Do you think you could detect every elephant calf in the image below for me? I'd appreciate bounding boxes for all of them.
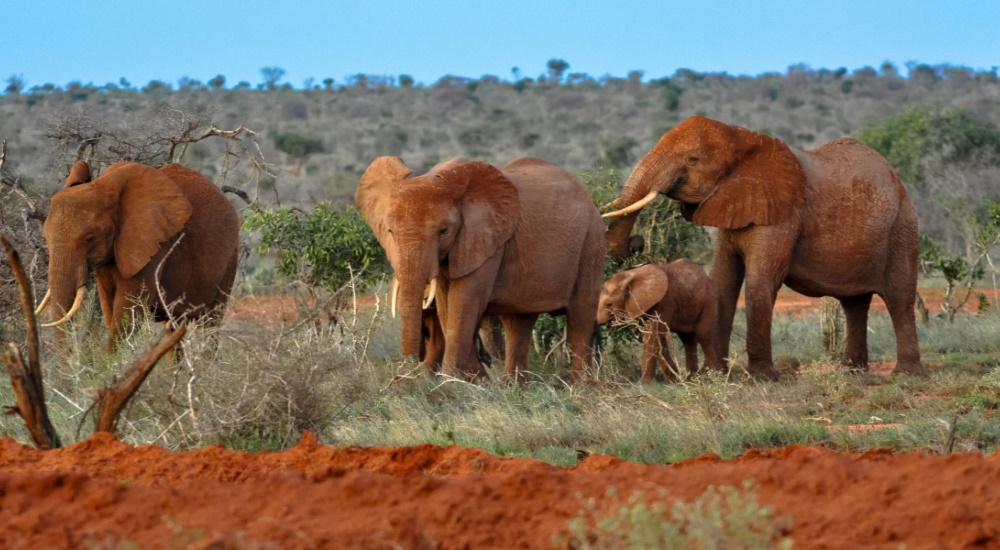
[597,260,720,383]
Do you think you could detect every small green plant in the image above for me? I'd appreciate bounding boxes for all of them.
[554,480,793,550]
[242,203,388,293]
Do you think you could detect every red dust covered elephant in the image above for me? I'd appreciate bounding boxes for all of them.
[604,116,925,379]
[38,161,240,350]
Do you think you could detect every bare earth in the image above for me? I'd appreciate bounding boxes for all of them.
[0,433,997,548]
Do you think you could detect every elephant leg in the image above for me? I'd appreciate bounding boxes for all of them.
[881,282,926,376]
[840,293,873,370]
[639,326,660,384]
[709,246,745,370]
[696,315,722,372]
[479,314,505,363]
[678,332,699,374]
[499,314,539,383]
[420,309,445,373]
[659,330,682,381]
[439,279,490,382]
[742,265,783,381]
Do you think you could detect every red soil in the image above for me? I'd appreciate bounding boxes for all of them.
[0,433,997,548]
[229,287,996,324]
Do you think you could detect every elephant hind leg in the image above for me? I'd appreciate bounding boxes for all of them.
[840,293,873,370]
[499,314,538,384]
[678,332,699,374]
[881,285,926,376]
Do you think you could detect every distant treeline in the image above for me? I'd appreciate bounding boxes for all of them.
[1,62,998,236]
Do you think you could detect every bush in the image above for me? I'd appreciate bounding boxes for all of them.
[856,105,1000,188]
[242,203,388,293]
[554,480,793,550]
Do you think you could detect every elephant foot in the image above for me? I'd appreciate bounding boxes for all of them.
[891,361,928,376]
[746,363,781,382]
[639,375,656,385]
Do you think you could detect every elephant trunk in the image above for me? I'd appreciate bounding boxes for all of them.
[44,248,88,326]
[396,253,437,358]
[604,159,666,261]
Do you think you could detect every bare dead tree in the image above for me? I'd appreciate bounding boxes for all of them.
[1,234,60,449]
[2,234,184,445]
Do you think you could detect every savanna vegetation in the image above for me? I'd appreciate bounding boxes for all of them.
[1,61,1000,468]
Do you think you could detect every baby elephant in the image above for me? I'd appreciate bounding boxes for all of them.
[597,260,721,382]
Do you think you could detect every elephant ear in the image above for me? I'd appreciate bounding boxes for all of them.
[440,162,521,279]
[355,157,414,255]
[65,161,92,187]
[112,164,193,279]
[692,127,806,229]
[624,266,669,318]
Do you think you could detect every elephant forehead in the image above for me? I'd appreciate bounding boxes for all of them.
[662,117,733,152]
[48,187,114,224]
[389,183,458,220]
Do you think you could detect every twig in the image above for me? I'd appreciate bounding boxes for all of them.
[221,185,252,205]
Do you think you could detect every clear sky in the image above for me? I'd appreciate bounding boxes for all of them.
[3,0,998,90]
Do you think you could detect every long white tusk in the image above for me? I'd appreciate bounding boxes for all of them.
[601,191,659,218]
[390,278,399,319]
[423,277,438,310]
[34,289,51,315]
[599,198,619,211]
[41,286,85,328]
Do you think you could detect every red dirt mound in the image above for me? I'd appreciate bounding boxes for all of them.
[0,434,998,548]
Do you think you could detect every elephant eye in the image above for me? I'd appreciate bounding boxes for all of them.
[439,227,449,235]
[687,156,699,164]
[85,236,96,244]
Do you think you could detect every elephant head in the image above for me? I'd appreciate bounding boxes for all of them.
[604,116,806,259]
[596,265,669,324]
[39,161,192,325]
[355,157,520,357]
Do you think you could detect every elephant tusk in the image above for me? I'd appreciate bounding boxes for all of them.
[601,191,659,218]
[390,278,399,319]
[599,198,619,211]
[423,277,437,310]
[34,289,51,315]
[41,286,85,328]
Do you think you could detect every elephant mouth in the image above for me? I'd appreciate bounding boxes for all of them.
[679,202,699,221]
[664,176,686,198]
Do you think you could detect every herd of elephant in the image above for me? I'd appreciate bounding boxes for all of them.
[35,115,926,383]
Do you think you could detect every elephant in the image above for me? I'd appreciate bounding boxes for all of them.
[603,116,925,379]
[38,161,240,351]
[597,260,720,383]
[356,157,604,382]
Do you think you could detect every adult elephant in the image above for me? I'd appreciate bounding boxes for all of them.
[356,157,604,382]
[38,161,240,351]
[603,116,925,379]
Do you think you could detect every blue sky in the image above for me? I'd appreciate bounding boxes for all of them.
[3,0,998,89]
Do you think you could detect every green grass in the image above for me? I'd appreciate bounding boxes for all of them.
[2,290,999,464]
[553,480,793,550]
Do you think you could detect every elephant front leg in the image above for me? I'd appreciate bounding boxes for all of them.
[709,247,744,369]
[742,267,782,381]
[439,278,492,382]
[840,293,872,370]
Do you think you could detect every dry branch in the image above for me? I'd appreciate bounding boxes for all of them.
[93,324,187,434]
[1,233,60,449]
